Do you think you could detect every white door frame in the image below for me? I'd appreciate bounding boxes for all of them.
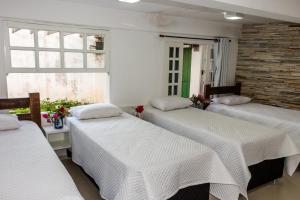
[163,38,214,97]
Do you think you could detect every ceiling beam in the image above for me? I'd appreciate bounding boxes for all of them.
[169,0,300,23]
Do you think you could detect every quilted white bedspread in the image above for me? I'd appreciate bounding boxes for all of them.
[68,113,241,200]
[207,103,300,147]
[0,121,83,200]
[143,106,300,198]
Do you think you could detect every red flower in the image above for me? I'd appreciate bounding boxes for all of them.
[135,105,144,114]
[59,106,65,113]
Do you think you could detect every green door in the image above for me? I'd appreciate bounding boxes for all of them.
[181,47,192,98]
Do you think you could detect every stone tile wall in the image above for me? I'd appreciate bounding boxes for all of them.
[236,23,300,110]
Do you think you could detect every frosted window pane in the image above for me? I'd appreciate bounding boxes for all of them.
[87,53,105,68]
[174,85,178,95]
[65,52,83,68]
[7,73,108,103]
[9,28,34,47]
[175,48,179,58]
[168,86,172,96]
[38,30,60,48]
[11,50,35,68]
[64,33,83,49]
[169,47,174,58]
[87,35,104,50]
[39,51,60,68]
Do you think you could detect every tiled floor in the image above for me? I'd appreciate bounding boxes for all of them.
[62,158,300,200]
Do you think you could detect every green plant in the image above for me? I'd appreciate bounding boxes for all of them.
[10,107,30,114]
[40,98,86,113]
[10,98,87,115]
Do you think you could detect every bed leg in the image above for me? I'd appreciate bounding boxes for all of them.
[273,179,277,185]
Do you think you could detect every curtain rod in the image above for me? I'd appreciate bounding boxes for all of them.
[159,34,231,42]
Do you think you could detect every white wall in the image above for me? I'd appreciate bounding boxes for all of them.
[0,0,241,106]
[189,48,201,96]
[0,22,6,98]
[110,30,165,106]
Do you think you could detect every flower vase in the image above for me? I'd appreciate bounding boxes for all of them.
[54,117,64,129]
[203,103,209,110]
[136,113,141,118]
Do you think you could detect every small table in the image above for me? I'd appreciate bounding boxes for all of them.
[43,125,71,155]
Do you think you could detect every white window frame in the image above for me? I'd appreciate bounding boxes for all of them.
[4,21,110,73]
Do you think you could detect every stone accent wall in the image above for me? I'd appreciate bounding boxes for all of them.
[236,23,300,110]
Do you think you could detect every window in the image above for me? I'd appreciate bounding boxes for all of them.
[6,22,109,71]
[4,21,109,103]
[7,73,108,103]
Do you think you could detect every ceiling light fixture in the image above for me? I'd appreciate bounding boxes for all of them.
[223,12,244,20]
[118,0,140,3]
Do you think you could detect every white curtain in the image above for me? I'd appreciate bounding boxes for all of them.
[200,44,213,93]
[189,44,213,96]
[213,38,230,87]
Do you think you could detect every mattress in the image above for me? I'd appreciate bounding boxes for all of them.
[143,106,300,196]
[68,113,241,200]
[0,121,83,200]
[207,103,300,147]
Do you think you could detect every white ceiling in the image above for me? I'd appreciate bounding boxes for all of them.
[59,0,279,24]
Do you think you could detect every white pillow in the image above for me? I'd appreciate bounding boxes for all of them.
[0,114,21,131]
[0,109,9,114]
[70,103,122,120]
[151,96,192,111]
[212,95,251,106]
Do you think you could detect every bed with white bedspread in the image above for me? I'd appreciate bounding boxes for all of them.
[143,106,300,198]
[68,113,241,200]
[0,121,83,200]
[207,102,300,147]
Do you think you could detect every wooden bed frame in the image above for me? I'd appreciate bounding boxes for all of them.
[204,83,284,190]
[204,82,241,99]
[0,93,41,127]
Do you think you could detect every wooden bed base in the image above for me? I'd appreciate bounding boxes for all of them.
[75,161,210,200]
[168,183,209,200]
[204,83,285,189]
[248,158,284,190]
[0,93,41,127]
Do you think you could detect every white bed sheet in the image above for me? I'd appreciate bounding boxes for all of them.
[143,106,300,197]
[0,121,83,200]
[68,113,241,200]
[207,103,300,147]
